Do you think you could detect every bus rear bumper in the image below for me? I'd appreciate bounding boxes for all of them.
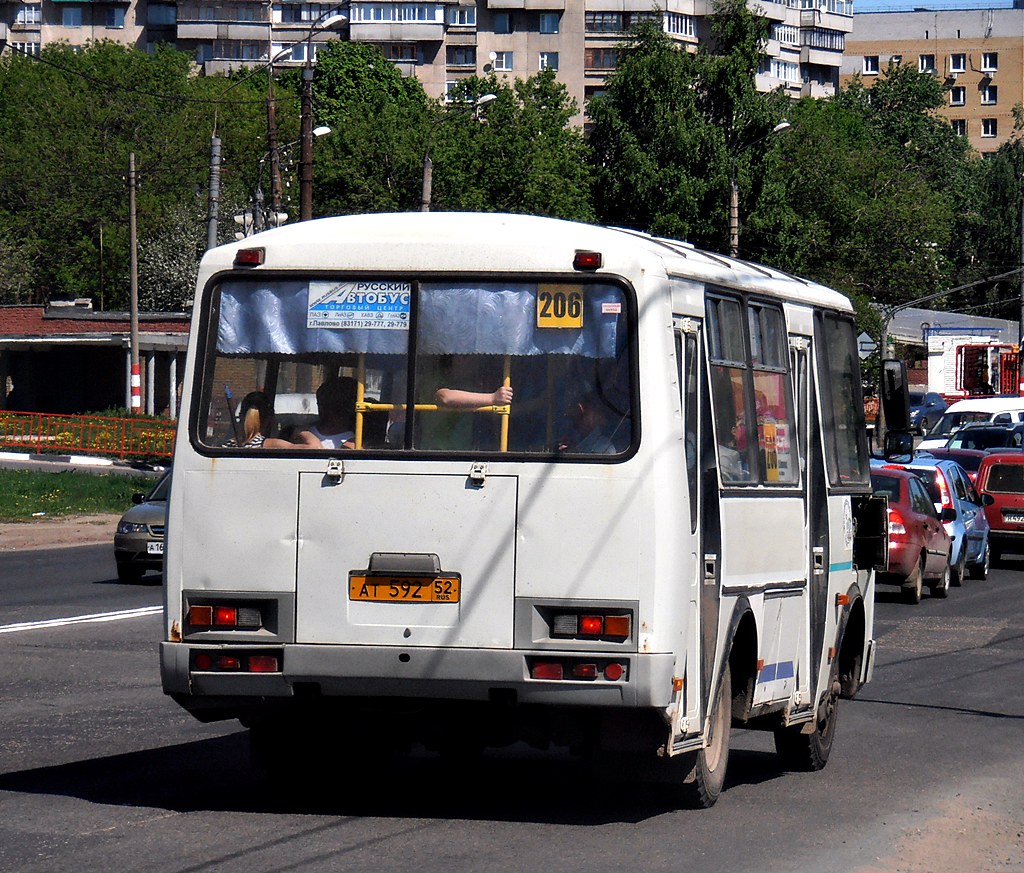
[161,641,676,716]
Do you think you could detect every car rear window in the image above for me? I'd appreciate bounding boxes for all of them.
[871,474,901,500]
[909,469,940,503]
[985,464,1024,493]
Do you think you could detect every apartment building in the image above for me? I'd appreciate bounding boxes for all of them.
[0,0,853,115]
[842,4,1024,154]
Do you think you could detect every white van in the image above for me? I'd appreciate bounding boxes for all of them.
[919,397,1024,450]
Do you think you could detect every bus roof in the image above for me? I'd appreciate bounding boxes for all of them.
[204,213,853,313]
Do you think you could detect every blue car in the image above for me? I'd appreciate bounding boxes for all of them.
[892,456,991,584]
[909,391,948,435]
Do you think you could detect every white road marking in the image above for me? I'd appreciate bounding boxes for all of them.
[0,606,161,634]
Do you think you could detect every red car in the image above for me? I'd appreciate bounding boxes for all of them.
[871,467,953,603]
[976,452,1024,564]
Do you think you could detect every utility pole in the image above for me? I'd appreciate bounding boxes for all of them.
[207,135,221,250]
[128,153,141,414]
[300,65,314,221]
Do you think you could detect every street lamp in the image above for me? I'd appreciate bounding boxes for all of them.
[420,93,498,212]
[729,120,791,258]
[299,11,348,221]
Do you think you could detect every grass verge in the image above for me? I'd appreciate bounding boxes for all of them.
[0,469,158,521]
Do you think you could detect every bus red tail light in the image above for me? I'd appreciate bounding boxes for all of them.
[191,650,281,673]
[550,611,631,641]
[571,663,598,679]
[248,655,280,673]
[532,662,564,680]
[216,655,242,670]
[188,604,263,630]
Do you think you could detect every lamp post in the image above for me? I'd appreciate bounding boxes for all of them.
[729,120,791,258]
[298,11,348,221]
[420,93,497,212]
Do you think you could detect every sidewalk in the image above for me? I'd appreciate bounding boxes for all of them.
[0,514,121,552]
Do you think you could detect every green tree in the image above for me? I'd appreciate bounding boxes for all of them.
[587,2,786,250]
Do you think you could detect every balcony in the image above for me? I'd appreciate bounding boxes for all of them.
[349,20,444,40]
[177,22,269,40]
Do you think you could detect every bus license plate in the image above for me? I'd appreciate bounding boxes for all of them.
[349,575,460,603]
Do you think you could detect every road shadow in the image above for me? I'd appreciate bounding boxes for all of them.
[0,732,790,824]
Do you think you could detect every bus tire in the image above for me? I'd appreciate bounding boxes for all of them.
[678,666,731,809]
[774,670,840,772]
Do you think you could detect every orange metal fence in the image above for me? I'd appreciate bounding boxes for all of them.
[0,411,176,460]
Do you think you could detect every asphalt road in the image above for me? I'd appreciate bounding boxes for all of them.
[0,546,1021,873]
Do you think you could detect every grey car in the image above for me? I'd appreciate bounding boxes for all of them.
[113,470,169,583]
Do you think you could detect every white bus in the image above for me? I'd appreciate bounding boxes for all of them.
[161,212,885,806]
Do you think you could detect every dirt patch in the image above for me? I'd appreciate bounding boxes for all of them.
[0,514,120,552]
[852,795,1024,873]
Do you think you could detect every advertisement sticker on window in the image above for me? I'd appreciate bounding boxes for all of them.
[307,281,411,330]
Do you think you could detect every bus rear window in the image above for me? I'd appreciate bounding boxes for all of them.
[196,278,634,457]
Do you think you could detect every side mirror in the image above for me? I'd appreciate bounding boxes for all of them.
[981,493,995,506]
[880,358,912,432]
[883,430,914,459]
[131,493,145,505]
[940,507,957,522]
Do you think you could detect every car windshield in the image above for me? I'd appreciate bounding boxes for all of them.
[949,428,1019,450]
[929,410,991,436]
[148,472,171,501]
[909,392,924,406]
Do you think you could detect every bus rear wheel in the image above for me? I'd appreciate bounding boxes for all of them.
[677,667,731,809]
[774,671,840,772]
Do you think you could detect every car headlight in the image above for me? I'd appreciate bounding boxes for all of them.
[117,521,148,534]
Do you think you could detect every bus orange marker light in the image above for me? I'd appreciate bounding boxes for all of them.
[836,594,850,606]
[757,658,765,672]
[672,676,683,692]
[189,605,213,626]
[828,646,837,662]
[604,615,630,637]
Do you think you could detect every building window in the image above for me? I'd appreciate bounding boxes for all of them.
[863,55,879,74]
[14,4,42,25]
[918,54,935,73]
[951,119,966,136]
[9,41,41,57]
[982,118,997,138]
[585,12,622,32]
[584,47,618,70]
[539,12,559,33]
[539,51,558,71]
[446,46,476,67]
[949,86,965,106]
[949,53,966,74]
[981,84,997,105]
[492,50,513,71]
[148,3,176,25]
[494,12,512,33]
[982,52,998,72]
[105,6,125,27]
[385,43,423,62]
[62,6,83,27]
[664,13,694,37]
[890,54,902,65]
[447,6,475,26]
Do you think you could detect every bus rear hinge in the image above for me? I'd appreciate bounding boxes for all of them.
[325,458,345,484]
[468,462,487,487]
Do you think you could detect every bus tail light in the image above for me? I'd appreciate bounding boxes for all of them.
[529,658,627,682]
[234,247,265,267]
[573,251,603,270]
[550,611,631,641]
[191,650,281,673]
[188,603,263,630]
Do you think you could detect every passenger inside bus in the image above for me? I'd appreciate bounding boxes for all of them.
[223,390,275,448]
[558,392,628,454]
[435,384,514,408]
[265,375,357,450]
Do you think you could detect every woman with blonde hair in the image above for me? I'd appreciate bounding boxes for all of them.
[225,390,274,447]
